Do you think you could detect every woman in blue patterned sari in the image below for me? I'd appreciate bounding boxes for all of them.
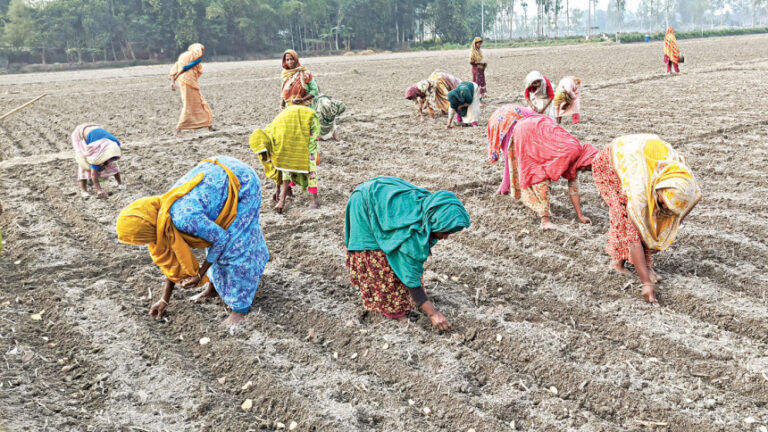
[116,156,269,325]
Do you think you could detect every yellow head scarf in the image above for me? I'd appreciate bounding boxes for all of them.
[470,37,484,65]
[116,159,240,282]
[611,135,702,251]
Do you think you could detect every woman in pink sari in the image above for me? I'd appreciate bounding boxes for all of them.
[486,105,537,196]
[512,115,598,230]
[72,123,124,198]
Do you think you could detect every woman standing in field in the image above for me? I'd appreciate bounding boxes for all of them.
[486,105,537,196]
[511,115,598,230]
[664,27,681,74]
[116,156,270,326]
[470,37,487,100]
[523,71,555,117]
[553,76,582,125]
[592,134,701,303]
[249,105,320,213]
[345,176,470,331]
[281,50,320,109]
[72,123,124,198]
[446,81,481,128]
[169,43,213,135]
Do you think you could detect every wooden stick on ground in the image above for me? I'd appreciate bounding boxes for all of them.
[0,94,47,121]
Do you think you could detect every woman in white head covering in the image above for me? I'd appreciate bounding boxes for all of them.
[524,71,555,117]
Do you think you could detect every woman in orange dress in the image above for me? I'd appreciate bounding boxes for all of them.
[664,27,680,74]
[169,43,213,134]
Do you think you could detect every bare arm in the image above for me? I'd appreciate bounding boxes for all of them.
[629,242,656,303]
[91,168,107,198]
[569,179,590,224]
[446,108,455,128]
[149,278,175,319]
[179,261,212,289]
[420,300,451,331]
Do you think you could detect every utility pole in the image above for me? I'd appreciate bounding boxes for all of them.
[587,0,591,39]
[482,0,485,37]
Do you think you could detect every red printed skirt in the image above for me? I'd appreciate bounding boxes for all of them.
[346,250,414,319]
[592,145,651,266]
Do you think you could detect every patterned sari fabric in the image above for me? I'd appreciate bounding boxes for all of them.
[429,69,462,114]
[281,50,319,106]
[664,27,680,64]
[486,105,537,196]
[249,105,320,194]
[592,145,651,266]
[116,157,269,313]
[519,178,580,218]
[314,95,346,139]
[610,134,701,251]
[72,124,122,181]
[553,76,582,123]
[346,250,415,318]
[169,43,212,130]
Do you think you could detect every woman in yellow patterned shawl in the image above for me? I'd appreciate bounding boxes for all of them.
[250,105,320,213]
[592,134,701,303]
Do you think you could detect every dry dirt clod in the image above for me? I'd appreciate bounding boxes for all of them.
[241,381,253,390]
[496,334,502,342]
[241,399,253,411]
[30,313,42,321]
[408,399,415,406]
[382,343,389,350]
[350,353,358,359]
[548,386,558,395]
[289,421,298,430]
[744,417,756,424]
[758,426,767,432]
[217,377,226,384]
[276,422,285,429]
[199,337,211,345]
[422,407,431,416]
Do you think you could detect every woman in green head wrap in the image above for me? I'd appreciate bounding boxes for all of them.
[344,177,471,331]
[446,81,481,128]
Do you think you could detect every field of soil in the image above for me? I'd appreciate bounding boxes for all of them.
[1,35,768,431]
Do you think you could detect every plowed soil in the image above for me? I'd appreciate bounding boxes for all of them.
[1,35,768,431]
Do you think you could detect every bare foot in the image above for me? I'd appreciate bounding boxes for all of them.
[395,316,408,323]
[642,283,658,304]
[190,284,218,302]
[497,187,510,195]
[285,187,294,198]
[540,220,559,231]
[275,201,286,214]
[221,311,245,326]
[272,190,279,202]
[610,260,631,276]
[332,130,342,142]
[174,129,182,136]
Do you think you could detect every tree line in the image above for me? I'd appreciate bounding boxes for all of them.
[0,0,765,65]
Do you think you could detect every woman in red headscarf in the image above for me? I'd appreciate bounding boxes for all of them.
[280,50,320,109]
[511,115,598,230]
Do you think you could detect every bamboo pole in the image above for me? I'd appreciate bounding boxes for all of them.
[0,94,47,121]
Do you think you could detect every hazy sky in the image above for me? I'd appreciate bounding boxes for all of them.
[563,0,642,12]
